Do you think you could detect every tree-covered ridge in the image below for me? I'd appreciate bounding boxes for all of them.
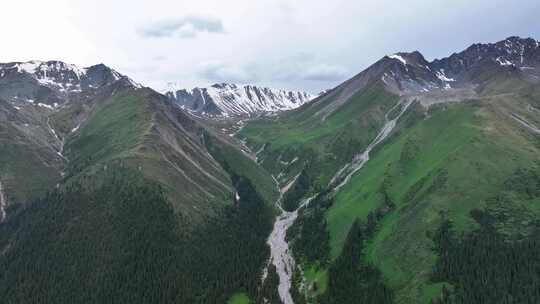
[320,219,393,304]
[431,214,540,304]
[431,166,540,304]
[0,163,274,303]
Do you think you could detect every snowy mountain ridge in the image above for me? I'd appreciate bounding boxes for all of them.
[376,36,540,95]
[0,60,142,106]
[166,83,315,117]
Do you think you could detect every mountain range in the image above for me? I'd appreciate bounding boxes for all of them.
[166,83,314,117]
[1,36,540,304]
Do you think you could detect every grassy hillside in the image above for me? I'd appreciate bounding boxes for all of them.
[294,90,540,303]
[240,73,540,303]
[0,101,64,209]
[65,93,151,167]
[0,87,281,303]
[204,132,280,205]
[239,84,399,187]
[64,90,241,221]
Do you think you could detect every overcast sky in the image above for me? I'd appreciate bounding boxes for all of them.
[1,0,538,93]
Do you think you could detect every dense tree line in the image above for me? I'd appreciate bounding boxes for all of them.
[288,194,331,266]
[320,219,393,304]
[430,166,540,304]
[430,212,540,304]
[256,264,282,304]
[282,168,312,212]
[0,164,275,303]
[503,168,540,199]
[286,185,394,303]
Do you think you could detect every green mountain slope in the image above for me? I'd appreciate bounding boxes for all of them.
[239,83,399,189]
[2,36,540,304]
[0,100,64,209]
[0,84,280,303]
[240,72,540,303]
[328,92,540,302]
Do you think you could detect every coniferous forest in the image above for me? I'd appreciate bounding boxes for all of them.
[0,165,274,304]
[431,213,540,304]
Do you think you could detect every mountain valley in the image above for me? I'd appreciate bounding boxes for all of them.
[1,36,540,304]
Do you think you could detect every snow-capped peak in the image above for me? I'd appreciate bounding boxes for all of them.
[0,60,143,107]
[167,83,315,117]
[0,60,141,93]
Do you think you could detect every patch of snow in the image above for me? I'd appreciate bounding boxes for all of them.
[37,103,54,110]
[71,124,81,133]
[496,57,514,66]
[174,84,314,117]
[436,69,456,82]
[111,70,122,81]
[388,54,407,65]
[381,73,392,86]
[16,61,42,74]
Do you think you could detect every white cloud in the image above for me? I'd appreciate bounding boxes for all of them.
[198,61,256,83]
[140,16,225,38]
[301,64,348,81]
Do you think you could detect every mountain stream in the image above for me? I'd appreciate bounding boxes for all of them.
[264,98,414,304]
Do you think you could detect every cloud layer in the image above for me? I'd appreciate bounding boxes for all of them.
[140,16,224,38]
[0,0,538,93]
[199,61,256,83]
